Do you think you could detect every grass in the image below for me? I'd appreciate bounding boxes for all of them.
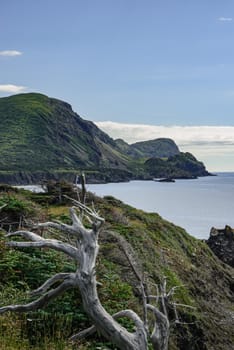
[0,93,131,174]
[0,188,233,349]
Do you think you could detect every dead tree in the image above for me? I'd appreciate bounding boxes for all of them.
[0,194,176,350]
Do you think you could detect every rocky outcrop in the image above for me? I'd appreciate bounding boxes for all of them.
[207,225,234,267]
[0,93,211,185]
[116,137,180,159]
[0,168,134,185]
[144,152,211,179]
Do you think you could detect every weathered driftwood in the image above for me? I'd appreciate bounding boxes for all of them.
[0,182,177,350]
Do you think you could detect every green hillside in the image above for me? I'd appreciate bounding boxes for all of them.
[115,137,180,159]
[144,152,210,179]
[0,93,129,171]
[131,138,180,158]
[0,93,211,184]
[0,186,233,349]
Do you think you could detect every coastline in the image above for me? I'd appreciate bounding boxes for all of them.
[0,168,214,186]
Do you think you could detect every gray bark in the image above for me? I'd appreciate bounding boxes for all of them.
[0,193,172,350]
[0,198,148,350]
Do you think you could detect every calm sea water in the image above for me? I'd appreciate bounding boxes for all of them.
[88,173,234,239]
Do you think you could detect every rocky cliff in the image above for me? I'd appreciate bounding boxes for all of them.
[0,93,211,184]
[207,225,234,268]
[116,137,180,158]
[144,152,210,179]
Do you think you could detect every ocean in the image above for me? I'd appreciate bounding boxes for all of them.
[88,172,234,239]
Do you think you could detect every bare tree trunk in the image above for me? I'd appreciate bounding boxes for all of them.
[78,275,147,350]
[0,187,182,350]
[0,197,148,350]
[147,304,169,350]
[70,205,148,350]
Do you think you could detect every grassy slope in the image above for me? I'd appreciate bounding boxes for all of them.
[130,138,180,158]
[0,188,233,349]
[144,152,210,178]
[115,138,180,159]
[99,196,234,350]
[0,93,210,184]
[0,93,129,172]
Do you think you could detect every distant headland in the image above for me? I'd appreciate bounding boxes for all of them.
[0,93,212,185]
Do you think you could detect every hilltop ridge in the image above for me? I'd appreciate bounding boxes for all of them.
[0,93,211,184]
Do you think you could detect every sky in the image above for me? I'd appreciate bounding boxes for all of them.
[1,0,234,171]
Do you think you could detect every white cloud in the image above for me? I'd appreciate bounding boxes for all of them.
[218,17,233,22]
[0,50,22,56]
[95,121,234,171]
[0,84,27,93]
[95,121,234,145]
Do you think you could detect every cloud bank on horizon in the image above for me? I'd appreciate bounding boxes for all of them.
[95,121,234,172]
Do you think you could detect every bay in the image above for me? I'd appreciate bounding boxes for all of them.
[88,173,234,239]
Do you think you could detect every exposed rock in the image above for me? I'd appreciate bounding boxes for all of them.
[156,177,175,183]
[115,137,180,159]
[207,225,234,267]
[0,93,212,184]
[144,152,211,179]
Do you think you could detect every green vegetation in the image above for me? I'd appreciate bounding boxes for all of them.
[0,186,233,349]
[115,137,180,159]
[0,93,210,184]
[0,93,129,173]
[144,152,210,179]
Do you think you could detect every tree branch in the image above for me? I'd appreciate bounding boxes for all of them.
[0,204,7,211]
[6,230,43,242]
[113,309,145,330]
[160,277,168,320]
[70,325,96,341]
[35,221,81,237]
[63,195,105,226]
[106,230,149,329]
[0,279,75,314]
[70,309,146,342]
[147,304,170,350]
[30,272,73,297]
[6,230,78,259]
[147,304,168,324]
[167,285,185,298]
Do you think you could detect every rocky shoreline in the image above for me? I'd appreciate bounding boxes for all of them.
[0,169,214,186]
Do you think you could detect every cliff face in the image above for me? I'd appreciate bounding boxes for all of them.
[144,152,210,179]
[0,93,211,184]
[207,226,234,267]
[116,137,180,158]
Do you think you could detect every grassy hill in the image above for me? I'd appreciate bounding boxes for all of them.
[0,93,211,184]
[115,137,180,159]
[144,152,210,179]
[0,93,129,171]
[0,186,233,349]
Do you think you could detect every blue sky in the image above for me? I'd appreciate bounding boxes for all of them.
[1,0,234,170]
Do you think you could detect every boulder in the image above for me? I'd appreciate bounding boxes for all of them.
[207,225,234,267]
